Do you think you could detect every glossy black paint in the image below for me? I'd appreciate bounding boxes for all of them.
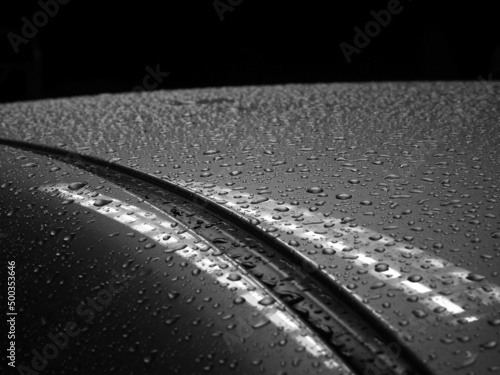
[0,146,355,374]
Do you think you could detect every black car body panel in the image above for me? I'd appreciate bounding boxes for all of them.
[1,82,499,374]
[1,145,357,374]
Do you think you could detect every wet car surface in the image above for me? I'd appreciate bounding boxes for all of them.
[1,82,499,374]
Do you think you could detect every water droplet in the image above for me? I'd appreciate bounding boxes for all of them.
[227,274,242,281]
[383,174,401,180]
[374,263,389,272]
[466,273,486,282]
[233,296,245,305]
[306,187,324,194]
[93,199,113,207]
[68,182,87,190]
[412,309,428,319]
[341,217,356,224]
[322,248,336,255]
[370,281,386,289]
[143,351,157,365]
[252,318,271,329]
[481,340,498,349]
[488,318,500,326]
[335,193,352,200]
[167,290,180,300]
[21,163,38,168]
[408,275,423,282]
[258,296,275,306]
[453,351,477,369]
[251,197,269,204]
[165,315,180,325]
[203,150,220,155]
[274,206,289,212]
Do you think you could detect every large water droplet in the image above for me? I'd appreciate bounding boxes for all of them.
[408,275,423,282]
[227,274,242,281]
[466,273,485,282]
[306,187,324,194]
[258,296,275,306]
[68,182,87,190]
[93,199,113,207]
[21,163,38,168]
[335,193,352,200]
[251,197,269,204]
[203,150,220,155]
[374,263,389,272]
[233,296,245,305]
[412,309,428,319]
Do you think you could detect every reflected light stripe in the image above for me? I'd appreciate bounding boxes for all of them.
[173,180,500,326]
[400,281,433,294]
[430,296,465,314]
[39,183,350,372]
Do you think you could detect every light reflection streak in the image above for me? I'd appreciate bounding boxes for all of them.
[430,296,464,314]
[175,181,500,324]
[39,183,349,372]
[400,281,432,294]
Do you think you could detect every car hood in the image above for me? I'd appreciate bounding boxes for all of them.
[1,82,499,374]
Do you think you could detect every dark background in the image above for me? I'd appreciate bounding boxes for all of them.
[1,0,499,103]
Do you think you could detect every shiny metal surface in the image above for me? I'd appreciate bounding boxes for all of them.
[1,82,499,374]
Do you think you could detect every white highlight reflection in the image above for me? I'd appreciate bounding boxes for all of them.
[39,183,349,372]
[430,296,464,314]
[172,180,500,326]
[400,281,432,294]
